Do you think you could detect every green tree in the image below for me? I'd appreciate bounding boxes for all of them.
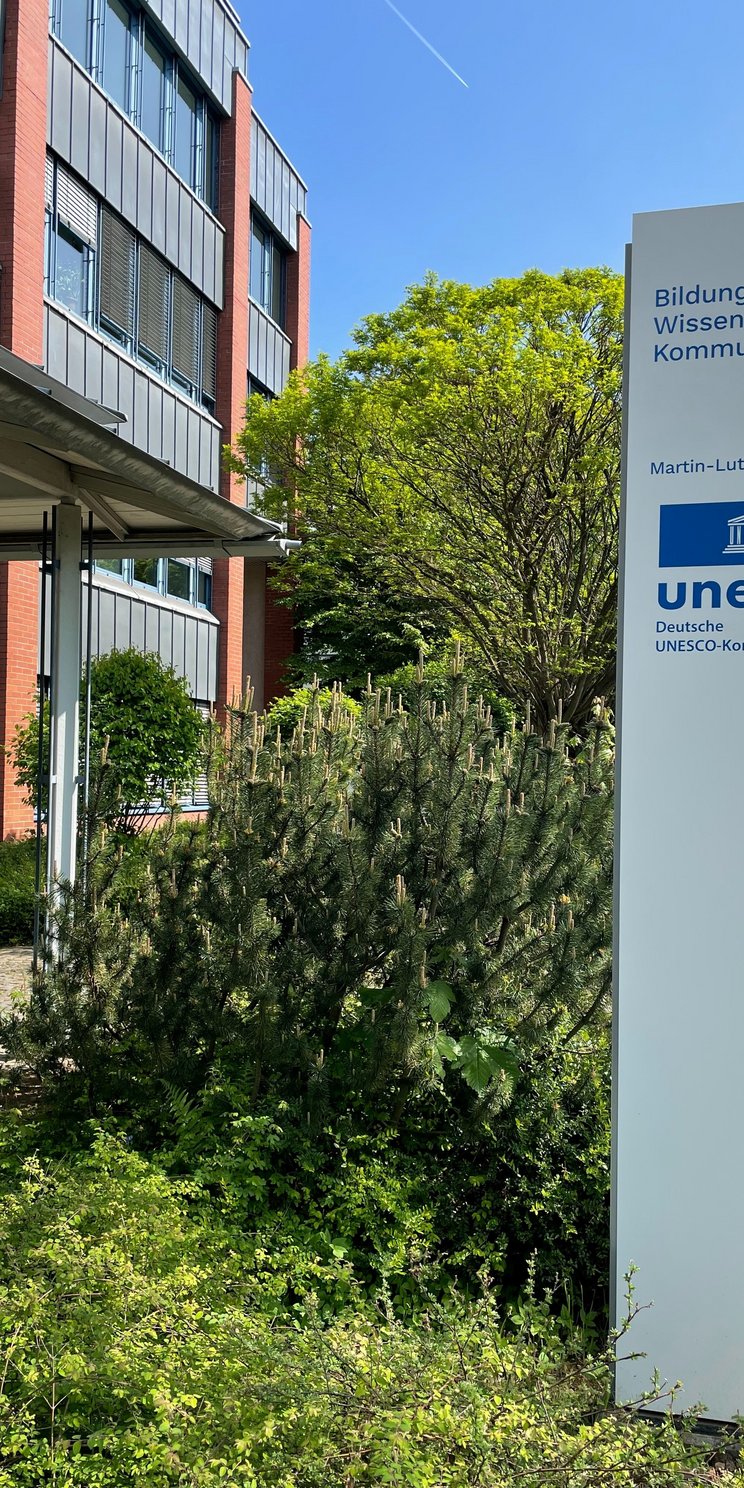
[231,269,623,732]
[10,648,205,834]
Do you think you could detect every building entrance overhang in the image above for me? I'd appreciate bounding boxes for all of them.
[0,345,290,931]
[0,345,287,558]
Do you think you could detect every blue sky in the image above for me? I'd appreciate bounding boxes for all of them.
[238,0,744,361]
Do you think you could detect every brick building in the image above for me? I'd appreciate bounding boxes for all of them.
[0,0,310,837]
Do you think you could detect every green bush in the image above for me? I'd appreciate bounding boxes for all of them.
[0,1126,717,1488]
[0,837,36,946]
[264,680,362,735]
[4,666,612,1123]
[10,648,205,833]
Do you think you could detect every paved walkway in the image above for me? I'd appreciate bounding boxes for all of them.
[0,946,32,1014]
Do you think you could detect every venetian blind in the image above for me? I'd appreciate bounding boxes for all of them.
[201,303,217,402]
[138,243,170,363]
[99,208,136,339]
[172,275,200,387]
[56,164,98,246]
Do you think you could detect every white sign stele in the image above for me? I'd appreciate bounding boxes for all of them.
[615,203,744,1422]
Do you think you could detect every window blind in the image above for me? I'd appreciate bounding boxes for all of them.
[45,155,54,212]
[172,275,200,387]
[56,164,98,246]
[201,303,217,401]
[99,207,136,339]
[138,243,170,363]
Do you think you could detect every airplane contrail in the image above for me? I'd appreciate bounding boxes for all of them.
[380,0,469,88]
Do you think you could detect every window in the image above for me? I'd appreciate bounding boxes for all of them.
[166,560,192,603]
[202,304,217,414]
[46,157,220,416]
[138,243,170,370]
[51,4,221,210]
[55,0,89,67]
[99,207,136,347]
[102,0,132,114]
[55,228,89,317]
[174,74,197,189]
[141,29,168,154]
[250,215,286,328]
[94,555,213,612]
[172,275,200,390]
[133,557,159,590]
[196,562,212,609]
[45,162,97,324]
[204,112,219,213]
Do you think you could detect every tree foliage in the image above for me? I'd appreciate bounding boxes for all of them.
[231,269,624,731]
[10,649,205,834]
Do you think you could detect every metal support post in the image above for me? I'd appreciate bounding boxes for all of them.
[47,501,83,894]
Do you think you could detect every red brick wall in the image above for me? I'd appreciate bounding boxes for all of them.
[263,569,297,702]
[213,69,252,717]
[0,0,48,836]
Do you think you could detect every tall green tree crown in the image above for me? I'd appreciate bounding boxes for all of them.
[230,269,623,730]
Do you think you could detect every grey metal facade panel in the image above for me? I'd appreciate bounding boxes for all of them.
[97,587,117,654]
[88,579,219,701]
[43,304,222,491]
[137,148,153,242]
[211,5,225,102]
[172,610,186,675]
[88,89,107,195]
[70,71,89,178]
[151,157,167,254]
[200,2,214,92]
[48,41,226,303]
[121,123,138,222]
[250,116,307,249]
[247,302,292,397]
[50,45,72,157]
[178,190,192,277]
[104,108,124,212]
[165,171,180,263]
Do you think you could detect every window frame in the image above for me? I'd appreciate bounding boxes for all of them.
[52,0,91,70]
[45,176,96,327]
[46,161,219,417]
[249,212,287,330]
[94,554,213,612]
[99,0,136,117]
[139,23,171,157]
[51,2,221,211]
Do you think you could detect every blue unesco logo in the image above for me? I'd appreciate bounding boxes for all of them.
[659,502,744,566]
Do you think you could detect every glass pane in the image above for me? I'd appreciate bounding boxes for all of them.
[174,75,196,186]
[55,227,87,317]
[59,0,88,67]
[133,557,159,589]
[103,0,130,113]
[250,219,265,306]
[204,112,218,210]
[96,558,124,576]
[141,31,166,151]
[167,559,192,602]
[271,241,285,326]
[197,570,212,609]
